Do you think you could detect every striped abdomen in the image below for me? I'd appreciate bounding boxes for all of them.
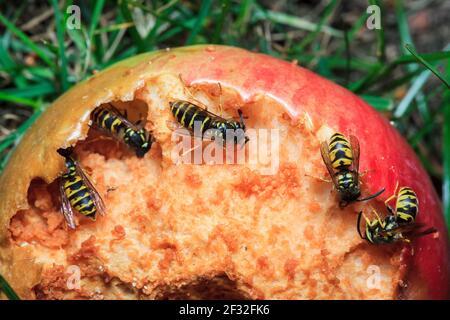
[91,107,127,139]
[395,187,418,224]
[328,133,353,170]
[62,166,96,219]
[170,100,214,133]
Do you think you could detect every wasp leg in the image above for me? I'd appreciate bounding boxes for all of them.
[362,210,379,232]
[372,209,384,227]
[304,173,332,183]
[178,74,209,111]
[357,211,366,240]
[384,181,399,207]
[356,187,385,202]
[217,82,224,117]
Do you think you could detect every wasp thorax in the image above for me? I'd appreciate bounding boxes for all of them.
[127,129,152,158]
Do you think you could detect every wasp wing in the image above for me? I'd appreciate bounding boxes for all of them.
[378,223,437,239]
[74,161,106,216]
[167,118,221,143]
[59,180,76,229]
[320,141,339,190]
[349,135,360,181]
[105,103,142,130]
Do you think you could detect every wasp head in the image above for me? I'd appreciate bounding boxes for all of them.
[128,128,153,158]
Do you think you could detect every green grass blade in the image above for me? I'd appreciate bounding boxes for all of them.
[395,0,429,119]
[445,108,450,233]
[1,82,55,98]
[94,22,134,35]
[360,94,394,111]
[235,0,253,36]
[369,0,385,61]
[297,0,339,51]
[0,108,44,170]
[395,0,414,56]
[119,0,145,51]
[0,12,55,68]
[0,274,20,300]
[443,60,450,234]
[405,44,450,89]
[88,0,106,40]
[394,43,450,117]
[335,12,368,55]
[51,0,69,91]
[213,0,231,43]
[186,0,213,44]
[394,51,450,64]
[255,9,343,38]
[0,92,41,109]
[394,68,432,118]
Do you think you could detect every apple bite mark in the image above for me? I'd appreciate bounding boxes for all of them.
[0,46,447,299]
[5,77,404,300]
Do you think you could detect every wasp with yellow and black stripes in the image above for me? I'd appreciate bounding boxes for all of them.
[320,132,384,207]
[357,185,436,244]
[169,100,249,146]
[385,185,418,225]
[57,147,105,229]
[91,104,153,157]
[357,210,436,244]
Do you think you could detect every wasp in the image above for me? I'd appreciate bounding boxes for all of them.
[169,100,249,146]
[357,210,437,245]
[57,147,105,229]
[385,185,418,225]
[320,132,384,207]
[90,104,153,157]
[357,185,437,244]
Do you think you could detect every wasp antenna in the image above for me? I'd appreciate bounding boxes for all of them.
[372,208,383,225]
[238,109,246,128]
[357,211,366,240]
[420,227,438,237]
[218,82,224,116]
[357,187,385,202]
[384,181,399,206]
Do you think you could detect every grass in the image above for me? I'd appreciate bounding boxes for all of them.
[0,0,449,297]
[0,274,20,299]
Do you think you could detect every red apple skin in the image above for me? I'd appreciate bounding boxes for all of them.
[142,45,449,299]
[0,45,447,299]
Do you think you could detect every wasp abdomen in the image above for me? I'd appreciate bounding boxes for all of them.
[62,165,97,219]
[329,133,353,169]
[91,107,126,138]
[170,100,213,132]
[91,106,152,158]
[396,187,418,224]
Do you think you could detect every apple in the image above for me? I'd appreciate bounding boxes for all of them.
[0,45,448,299]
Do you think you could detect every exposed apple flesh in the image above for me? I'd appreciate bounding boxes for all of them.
[0,45,447,299]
